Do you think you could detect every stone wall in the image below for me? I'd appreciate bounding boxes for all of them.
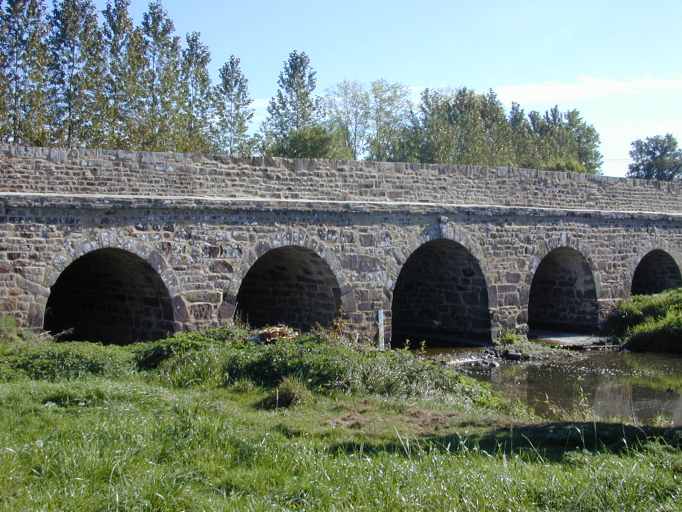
[0,191,680,344]
[1,145,681,345]
[2,145,682,213]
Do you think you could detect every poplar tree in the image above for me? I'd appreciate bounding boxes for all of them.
[138,1,181,151]
[0,0,10,141]
[213,55,254,156]
[177,31,212,152]
[264,50,320,143]
[47,0,104,147]
[101,0,137,148]
[0,0,49,144]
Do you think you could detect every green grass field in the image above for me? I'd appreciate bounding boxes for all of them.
[1,326,681,511]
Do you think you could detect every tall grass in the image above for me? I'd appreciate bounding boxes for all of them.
[1,324,681,510]
[607,288,682,352]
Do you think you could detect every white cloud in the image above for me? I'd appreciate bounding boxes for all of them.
[496,76,682,107]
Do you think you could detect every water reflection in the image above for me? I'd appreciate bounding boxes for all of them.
[455,350,682,425]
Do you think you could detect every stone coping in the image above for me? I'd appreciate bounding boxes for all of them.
[2,192,681,221]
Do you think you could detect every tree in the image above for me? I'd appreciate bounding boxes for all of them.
[269,125,351,159]
[213,54,254,156]
[101,0,138,148]
[47,0,104,147]
[0,0,50,145]
[627,134,682,181]
[524,106,602,173]
[366,79,411,161]
[324,80,370,159]
[137,1,181,151]
[0,0,7,141]
[264,50,320,145]
[177,31,212,152]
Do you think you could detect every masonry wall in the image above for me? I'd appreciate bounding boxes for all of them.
[1,192,680,343]
[2,145,682,213]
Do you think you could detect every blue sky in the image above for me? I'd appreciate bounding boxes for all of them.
[94,0,682,176]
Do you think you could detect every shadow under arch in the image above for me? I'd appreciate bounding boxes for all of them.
[234,245,342,330]
[631,249,682,295]
[391,239,491,347]
[528,247,599,335]
[44,248,175,344]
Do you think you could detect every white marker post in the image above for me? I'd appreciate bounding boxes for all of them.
[377,309,385,350]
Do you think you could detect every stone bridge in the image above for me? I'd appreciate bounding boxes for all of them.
[1,145,681,346]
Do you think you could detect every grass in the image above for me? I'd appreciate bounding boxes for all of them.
[608,288,682,352]
[0,325,681,510]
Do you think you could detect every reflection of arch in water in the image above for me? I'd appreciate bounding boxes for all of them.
[528,247,599,334]
[234,245,341,331]
[631,249,682,295]
[391,239,491,347]
[44,248,175,344]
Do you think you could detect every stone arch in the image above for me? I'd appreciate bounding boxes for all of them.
[631,249,682,295]
[624,239,682,297]
[388,221,494,300]
[44,247,175,344]
[391,236,492,347]
[40,234,187,333]
[44,234,181,297]
[527,245,599,334]
[221,230,350,323]
[234,245,342,331]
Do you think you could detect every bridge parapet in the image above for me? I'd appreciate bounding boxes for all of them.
[1,145,681,214]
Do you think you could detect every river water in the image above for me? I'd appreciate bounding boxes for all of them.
[442,349,682,425]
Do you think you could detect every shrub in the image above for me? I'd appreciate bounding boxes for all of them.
[3,343,135,381]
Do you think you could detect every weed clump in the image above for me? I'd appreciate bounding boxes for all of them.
[497,329,525,346]
[257,377,313,409]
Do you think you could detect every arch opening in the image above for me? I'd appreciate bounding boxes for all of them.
[528,247,598,335]
[391,239,491,347]
[44,248,174,344]
[631,250,682,295]
[235,246,341,330]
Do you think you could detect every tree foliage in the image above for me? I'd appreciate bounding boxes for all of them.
[101,0,136,148]
[324,80,369,160]
[0,0,49,145]
[627,134,682,181]
[177,31,212,153]
[213,55,254,157]
[264,50,320,145]
[47,0,104,147]
[0,1,603,172]
[269,125,341,159]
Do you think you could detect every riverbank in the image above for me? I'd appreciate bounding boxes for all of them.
[608,288,682,353]
[1,326,681,510]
